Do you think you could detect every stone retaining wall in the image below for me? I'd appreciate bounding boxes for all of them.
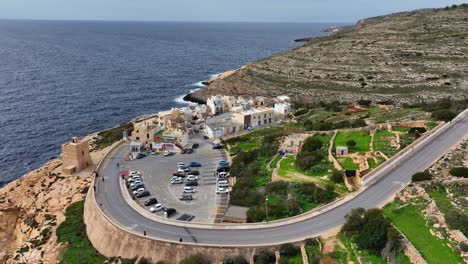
[84,187,265,263]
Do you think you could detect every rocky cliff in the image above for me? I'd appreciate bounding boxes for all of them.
[0,134,113,264]
[190,6,468,104]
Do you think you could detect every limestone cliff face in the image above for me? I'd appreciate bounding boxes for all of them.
[191,6,468,104]
[0,133,112,264]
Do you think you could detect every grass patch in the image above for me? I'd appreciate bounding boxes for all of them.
[337,157,359,170]
[373,129,398,157]
[334,131,371,155]
[392,126,410,132]
[92,123,134,150]
[281,253,303,264]
[270,155,283,170]
[56,201,107,264]
[384,201,463,264]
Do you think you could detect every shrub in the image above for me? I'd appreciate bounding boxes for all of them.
[302,137,324,152]
[331,170,344,183]
[294,108,309,116]
[279,243,300,256]
[357,99,372,107]
[449,167,468,178]
[408,127,427,138]
[445,211,468,235]
[138,258,151,264]
[231,255,248,264]
[295,151,323,170]
[254,251,275,264]
[411,171,433,182]
[180,253,211,264]
[246,207,265,222]
[346,140,356,147]
[342,207,366,234]
[432,110,456,121]
[355,209,391,251]
[460,241,468,252]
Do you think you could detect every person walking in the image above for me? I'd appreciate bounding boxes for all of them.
[143,231,146,236]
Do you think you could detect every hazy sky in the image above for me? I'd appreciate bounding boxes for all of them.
[0,0,466,23]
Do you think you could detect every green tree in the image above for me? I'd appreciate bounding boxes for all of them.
[180,253,211,264]
[346,140,356,148]
[342,207,366,234]
[254,251,275,264]
[449,167,468,178]
[331,170,344,183]
[302,137,324,152]
[280,243,300,256]
[231,255,248,264]
[355,209,391,251]
[411,171,432,182]
[432,110,456,121]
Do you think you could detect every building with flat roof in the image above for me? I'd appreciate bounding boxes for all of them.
[233,107,275,129]
[205,113,243,138]
[222,205,249,223]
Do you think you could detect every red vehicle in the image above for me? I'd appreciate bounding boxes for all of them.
[173,172,185,177]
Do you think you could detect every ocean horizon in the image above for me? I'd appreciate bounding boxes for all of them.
[0,20,339,187]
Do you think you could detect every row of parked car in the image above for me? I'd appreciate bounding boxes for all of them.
[126,171,177,218]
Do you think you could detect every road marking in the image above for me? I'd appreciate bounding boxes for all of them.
[128,224,138,230]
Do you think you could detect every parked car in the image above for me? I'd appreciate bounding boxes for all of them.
[144,197,158,206]
[203,136,209,140]
[181,149,187,154]
[164,208,177,218]
[193,129,200,133]
[164,151,175,157]
[219,160,230,166]
[178,162,186,167]
[247,127,253,131]
[171,176,181,181]
[171,178,183,184]
[212,143,224,149]
[173,172,185,177]
[129,180,142,188]
[216,187,229,194]
[136,153,145,159]
[129,171,140,176]
[179,194,193,201]
[149,203,163,213]
[151,151,157,155]
[187,175,199,181]
[187,171,199,176]
[186,148,194,154]
[192,143,199,149]
[218,183,229,188]
[186,177,198,182]
[133,187,145,195]
[218,172,230,178]
[136,190,150,198]
[190,162,202,167]
[218,180,229,185]
[182,167,191,172]
[127,176,141,183]
[183,187,196,193]
[185,181,198,187]
[131,184,145,191]
[216,166,230,173]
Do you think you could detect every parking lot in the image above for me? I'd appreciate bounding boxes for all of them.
[123,133,229,223]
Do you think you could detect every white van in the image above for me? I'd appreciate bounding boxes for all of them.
[218,180,228,185]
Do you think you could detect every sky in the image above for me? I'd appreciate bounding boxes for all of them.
[0,0,466,23]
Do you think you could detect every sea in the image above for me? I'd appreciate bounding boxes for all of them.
[0,20,336,187]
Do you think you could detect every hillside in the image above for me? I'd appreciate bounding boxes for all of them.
[189,5,468,104]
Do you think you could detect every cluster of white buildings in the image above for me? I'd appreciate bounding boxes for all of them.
[205,95,291,138]
[126,95,291,158]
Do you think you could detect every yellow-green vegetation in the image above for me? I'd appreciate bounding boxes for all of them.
[392,126,410,132]
[426,121,439,130]
[384,201,464,264]
[373,129,398,157]
[334,131,371,155]
[337,157,359,170]
[92,123,134,150]
[269,154,282,170]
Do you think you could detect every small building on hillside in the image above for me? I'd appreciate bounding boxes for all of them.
[207,95,226,115]
[205,113,243,138]
[130,141,145,159]
[61,137,93,175]
[336,146,349,156]
[223,205,249,223]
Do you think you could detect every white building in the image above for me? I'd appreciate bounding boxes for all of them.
[273,102,291,115]
[207,95,225,115]
[233,107,275,129]
[205,113,243,138]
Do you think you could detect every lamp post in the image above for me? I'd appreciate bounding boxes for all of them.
[265,197,269,222]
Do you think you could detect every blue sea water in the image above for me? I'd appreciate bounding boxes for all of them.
[0,20,334,186]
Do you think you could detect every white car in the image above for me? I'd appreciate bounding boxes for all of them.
[133,188,145,195]
[127,176,141,183]
[216,187,229,194]
[171,178,183,184]
[130,180,142,188]
[129,171,140,176]
[177,162,186,167]
[149,203,163,213]
[183,187,196,193]
[218,172,230,178]
[218,183,229,188]
[171,176,181,181]
[187,175,198,181]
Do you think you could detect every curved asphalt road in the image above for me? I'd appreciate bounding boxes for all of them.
[95,114,467,246]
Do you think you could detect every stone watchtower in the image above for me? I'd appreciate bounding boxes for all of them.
[61,137,93,175]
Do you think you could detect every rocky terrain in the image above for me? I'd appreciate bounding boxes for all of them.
[190,5,468,105]
[0,134,113,264]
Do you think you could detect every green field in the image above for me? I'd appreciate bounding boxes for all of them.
[337,157,360,170]
[373,129,398,157]
[270,155,283,170]
[334,131,371,154]
[384,202,464,264]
